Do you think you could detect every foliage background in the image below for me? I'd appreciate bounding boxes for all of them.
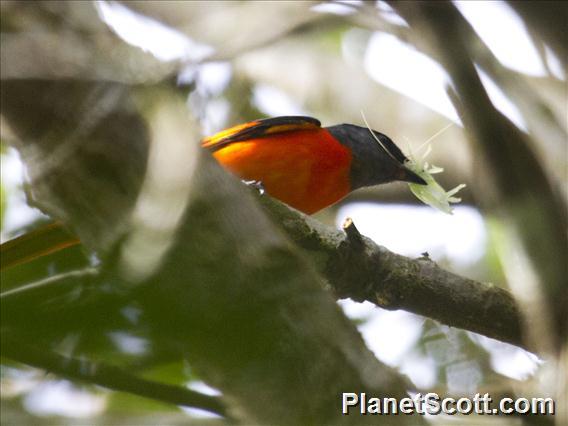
[1,1,566,424]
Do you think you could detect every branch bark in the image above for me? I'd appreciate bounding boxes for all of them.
[388,0,567,355]
[257,194,529,352]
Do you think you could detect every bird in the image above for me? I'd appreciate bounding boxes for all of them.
[1,116,426,270]
[202,115,426,214]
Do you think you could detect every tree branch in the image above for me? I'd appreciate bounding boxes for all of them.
[0,332,228,418]
[2,4,426,420]
[257,194,530,352]
[348,1,566,160]
[1,77,421,424]
[1,191,531,353]
[506,1,568,73]
[387,1,567,354]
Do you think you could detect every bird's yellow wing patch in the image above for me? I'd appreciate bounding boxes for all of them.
[201,116,321,151]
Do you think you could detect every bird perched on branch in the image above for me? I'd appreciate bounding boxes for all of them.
[202,116,425,214]
[2,116,425,270]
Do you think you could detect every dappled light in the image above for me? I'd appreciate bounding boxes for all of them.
[1,1,565,424]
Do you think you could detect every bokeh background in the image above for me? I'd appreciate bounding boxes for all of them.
[1,1,566,424]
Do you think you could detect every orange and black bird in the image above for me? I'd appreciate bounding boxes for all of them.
[202,116,426,214]
[1,116,426,270]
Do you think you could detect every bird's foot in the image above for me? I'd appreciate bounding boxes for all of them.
[242,179,265,195]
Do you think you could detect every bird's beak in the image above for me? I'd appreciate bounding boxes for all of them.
[396,166,427,185]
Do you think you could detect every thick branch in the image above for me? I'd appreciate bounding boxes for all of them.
[507,1,568,73]
[389,0,567,353]
[1,78,420,424]
[350,1,567,153]
[1,3,424,420]
[258,195,529,352]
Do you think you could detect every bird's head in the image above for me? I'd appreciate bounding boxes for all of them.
[327,123,426,190]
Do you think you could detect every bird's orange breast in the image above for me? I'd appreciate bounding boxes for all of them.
[211,128,353,214]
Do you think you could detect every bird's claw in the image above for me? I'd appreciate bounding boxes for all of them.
[243,179,265,195]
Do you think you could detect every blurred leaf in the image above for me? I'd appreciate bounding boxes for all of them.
[0,174,5,233]
[1,222,82,275]
[106,390,181,414]
[139,361,194,387]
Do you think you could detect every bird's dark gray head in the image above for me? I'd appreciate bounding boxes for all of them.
[326,124,426,190]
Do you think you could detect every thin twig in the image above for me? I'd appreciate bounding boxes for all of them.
[342,217,364,249]
[1,268,98,299]
[0,332,228,418]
